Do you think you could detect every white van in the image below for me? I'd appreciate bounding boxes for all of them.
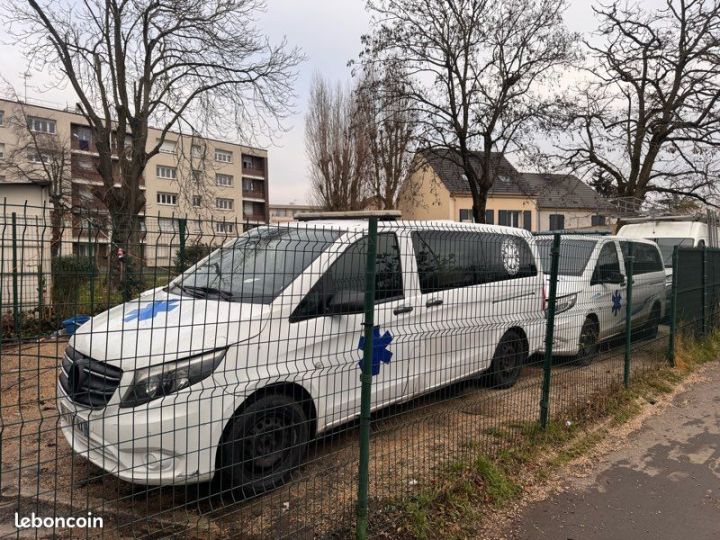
[535,235,666,365]
[617,217,718,280]
[57,220,545,493]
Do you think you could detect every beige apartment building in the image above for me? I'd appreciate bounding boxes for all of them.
[0,98,269,266]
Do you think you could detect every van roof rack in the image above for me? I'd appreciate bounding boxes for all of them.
[294,210,402,221]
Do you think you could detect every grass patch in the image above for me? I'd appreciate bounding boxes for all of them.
[371,330,720,539]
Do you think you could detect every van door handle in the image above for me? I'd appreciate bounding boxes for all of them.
[393,305,414,315]
[426,298,444,308]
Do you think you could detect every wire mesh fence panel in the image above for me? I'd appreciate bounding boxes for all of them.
[0,203,715,539]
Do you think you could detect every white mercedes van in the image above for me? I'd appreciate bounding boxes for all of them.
[57,220,545,494]
[535,235,666,365]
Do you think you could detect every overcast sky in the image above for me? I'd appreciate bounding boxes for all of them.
[1,0,665,204]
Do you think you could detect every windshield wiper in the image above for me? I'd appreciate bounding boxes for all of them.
[173,284,234,301]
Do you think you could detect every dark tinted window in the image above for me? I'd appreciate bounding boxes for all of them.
[536,238,597,276]
[620,242,664,275]
[591,215,606,226]
[291,233,403,320]
[411,230,536,293]
[485,210,494,224]
[592,242,621,282]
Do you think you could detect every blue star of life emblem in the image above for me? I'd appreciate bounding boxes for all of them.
[611,290,622,316]
[358,326,393,377]
[124,299,180,322]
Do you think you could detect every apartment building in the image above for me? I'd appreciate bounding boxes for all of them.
[0,97,269,266]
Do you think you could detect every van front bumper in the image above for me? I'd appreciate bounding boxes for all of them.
[57,383,235,486]
[537,313,582,357]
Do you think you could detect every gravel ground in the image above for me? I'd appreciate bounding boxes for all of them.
[0,331,670,539]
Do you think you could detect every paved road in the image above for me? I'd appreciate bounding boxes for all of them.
[510,362,720,540]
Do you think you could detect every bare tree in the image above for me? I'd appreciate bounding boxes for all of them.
[305,74,370,211]
[0,90,71,257]
[560,0,720,206]
[7,0,301,256]
[354,62,418,210]
[361,0,578,222]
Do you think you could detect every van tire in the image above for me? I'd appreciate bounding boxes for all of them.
[575,318,599,366]
[217,394,309,498]
[488,332,524,389]
[645,303,661,340]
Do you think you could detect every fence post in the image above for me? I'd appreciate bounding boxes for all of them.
[702,245,708,336]
[178,217,187,271]
[624,243,635,388]
[668,247,679,367]
[356,217,378,540]
[540,233,560,429]
[11,212,20,335]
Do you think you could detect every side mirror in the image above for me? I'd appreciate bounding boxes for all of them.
[326,289,366,315]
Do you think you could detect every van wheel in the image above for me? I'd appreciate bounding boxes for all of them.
[218,394,309,498]
[488,332,524,389]
[645,303,661,340]
[575,318,599,366]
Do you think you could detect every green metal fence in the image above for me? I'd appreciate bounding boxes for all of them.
[0,203,715,539]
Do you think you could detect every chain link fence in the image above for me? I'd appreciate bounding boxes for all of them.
[0,203,715,538]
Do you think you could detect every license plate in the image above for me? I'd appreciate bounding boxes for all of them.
[60,402,90,438]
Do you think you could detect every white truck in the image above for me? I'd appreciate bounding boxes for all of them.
[617,214,720,288]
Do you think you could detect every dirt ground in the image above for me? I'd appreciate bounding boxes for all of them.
[0,332,670,539]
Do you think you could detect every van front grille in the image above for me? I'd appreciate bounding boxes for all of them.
[59,346,123,408]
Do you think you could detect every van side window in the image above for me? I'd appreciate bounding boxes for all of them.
[411,231,537,294]
[592,243,621,283]
[290,233,403,321]
[620,242,664,274]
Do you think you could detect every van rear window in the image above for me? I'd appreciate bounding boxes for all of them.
[411,231,537,294]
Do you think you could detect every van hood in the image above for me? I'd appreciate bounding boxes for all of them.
[70,289,268,371]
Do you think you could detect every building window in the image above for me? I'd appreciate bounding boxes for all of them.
[243,155,262,170]
[215,221,234,233]
[498,210,521,228]
[192,195,202,207]
[28,116,56,134]
[0,143,4,160]
[0,110,4,126]
[157,192,178,206]
[591,215,607,226]
[77,157,94,171]
[523,210,532,231]
[216,197,234,210]
[27,152,48,163]
[192,169,203,183]
[191,144,204,158]
[485,210,494,224]
[190,219,203,233]
[75,126,92,150]
[158,139,177,154]
[215,149,232,163]
[216,174,233,187]
[459,209,473,223]
[156,165,177,180]
[549,214,565,231]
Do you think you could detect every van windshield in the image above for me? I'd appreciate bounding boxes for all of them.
[172,227,343,304]
[536,238,598,276]
[651,238,694,267]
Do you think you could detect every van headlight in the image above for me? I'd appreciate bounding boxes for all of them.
[120,349,226,408]
[546,293,577,316]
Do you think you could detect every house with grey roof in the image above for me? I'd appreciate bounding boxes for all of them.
[397,149,612,231]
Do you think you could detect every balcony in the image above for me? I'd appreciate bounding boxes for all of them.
[241,155,267,177]
[242,178,266,200]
